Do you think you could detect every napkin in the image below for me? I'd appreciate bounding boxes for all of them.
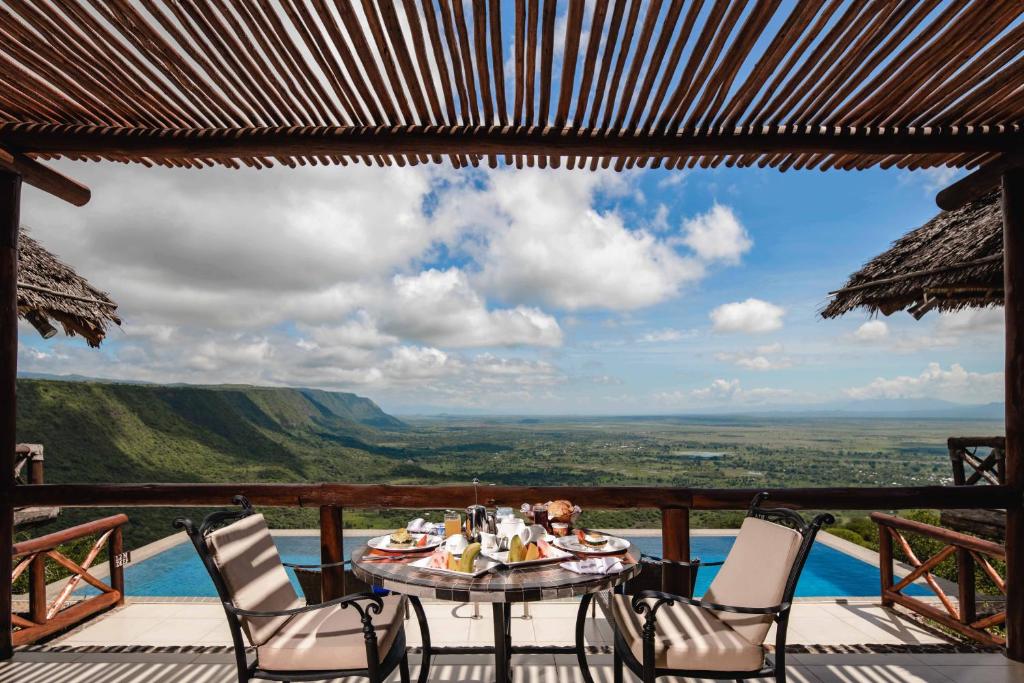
[560,557,623,575]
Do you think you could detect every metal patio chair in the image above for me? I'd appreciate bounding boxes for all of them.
[175,496,411,683]
[606,493,833,683]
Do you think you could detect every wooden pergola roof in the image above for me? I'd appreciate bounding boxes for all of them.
[1,0,1024,199]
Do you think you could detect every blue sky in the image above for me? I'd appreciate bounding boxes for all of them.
[17,160,1004,414]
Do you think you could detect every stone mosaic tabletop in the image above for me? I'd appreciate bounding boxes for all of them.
[351,541,640,603]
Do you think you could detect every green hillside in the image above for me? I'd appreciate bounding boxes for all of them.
[14,379,422,547]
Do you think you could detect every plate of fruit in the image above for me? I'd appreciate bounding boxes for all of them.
[483,535,572,567]
[367,528,443,552]
[553,530,629,555]
[412,542,499,577]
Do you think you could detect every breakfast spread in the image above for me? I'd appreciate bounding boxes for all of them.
[388,528,414,548]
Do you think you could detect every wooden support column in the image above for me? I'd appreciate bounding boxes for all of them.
[956,548,977,627]
[661,507,692,597]
[878,525,894,607]
[0,171,21,661]
[319,505,345,601]
[108,526,125,607]
[1003,168,1024,662]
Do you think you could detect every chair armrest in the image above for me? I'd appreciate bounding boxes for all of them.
[224,591,384,620]
[282,559,350,570]
[639,554,723,568]
[631,590,787,617]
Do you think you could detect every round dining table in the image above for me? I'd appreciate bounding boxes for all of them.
[351,539,640,683]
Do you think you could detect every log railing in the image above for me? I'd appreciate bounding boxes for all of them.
[874,512,1006,647]
[9,481,1020,602]
[949,437,1006,486]
[11,514,128,646]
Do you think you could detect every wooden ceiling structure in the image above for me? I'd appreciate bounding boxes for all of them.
[4,0,1024,665]
[0,0,1023,204]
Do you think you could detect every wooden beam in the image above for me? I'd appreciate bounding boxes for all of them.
[0,146,89,207]
[319,505,345,601]
[660,507,691,597]
[2,124,1023,161]
[0,170,19,662]
[937,152,1024,211]
[1003,167,1024,662]
[8,482,1016,511]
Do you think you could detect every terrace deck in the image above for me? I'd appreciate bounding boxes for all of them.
[1,599,1018,682]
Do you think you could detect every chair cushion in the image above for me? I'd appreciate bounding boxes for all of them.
[205,513,303,645]
[704,516,803,645]
[610,595,763,672]
[257,595,406,672]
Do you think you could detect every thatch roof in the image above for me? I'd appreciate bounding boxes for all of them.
[18,231,120,347]
[822,192,1003,320]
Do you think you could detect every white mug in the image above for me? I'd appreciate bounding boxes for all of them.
[480,532,498,551]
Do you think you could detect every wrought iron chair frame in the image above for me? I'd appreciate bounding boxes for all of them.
[611,493,834,683]
[174,496,412,683]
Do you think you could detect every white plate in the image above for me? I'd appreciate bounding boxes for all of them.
[482,544,573,567]
[367,533,443,553]
[553,534,629,555]
[409,555,499,577]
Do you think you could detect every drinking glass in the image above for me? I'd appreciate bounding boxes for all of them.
[532,504,550,532]
[444,510,462,539]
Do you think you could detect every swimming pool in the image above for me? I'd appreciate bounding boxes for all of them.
[86,533,929,598]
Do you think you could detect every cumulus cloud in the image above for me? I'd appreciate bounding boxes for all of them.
[432,168,705,311]
[844,362,1002,404]
[714,343,793,370]
[679,204,752,264]
[655,378,792,406]
[935,307,1003,336]
[710,299,785,334]
[853,320,889,341]
[639,328,691,343]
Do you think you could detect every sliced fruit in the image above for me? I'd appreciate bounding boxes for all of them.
[460,543,481,572]
[524,543,539,561]
[576,529,586,543]
[447,552,459,571]
[509,535,524,563]
[416,533,429,547]
[536,538,551,558]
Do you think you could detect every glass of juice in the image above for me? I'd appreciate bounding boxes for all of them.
[444,510,462,538]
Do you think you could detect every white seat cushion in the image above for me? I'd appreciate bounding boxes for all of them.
[704,516,803,645]
[611,595,763,671]
[205,513,303,645]
[258,595,406,672]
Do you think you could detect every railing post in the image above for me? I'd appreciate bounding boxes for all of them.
[878,524,894,607]
[661,507,691,597]
[0,171,22,661]
[108,525,124,607]
[320,505,345,601]
[1003,168,1024,661]
[28,555,46,625]
[957,548,976,626]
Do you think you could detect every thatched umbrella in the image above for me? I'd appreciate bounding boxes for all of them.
[17,231,120,347]
[822,192,1002,320]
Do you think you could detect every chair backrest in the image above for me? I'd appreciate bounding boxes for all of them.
[704,494,833,645]
[175,498,302,646]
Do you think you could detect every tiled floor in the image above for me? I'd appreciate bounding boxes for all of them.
[2,599,1018,682]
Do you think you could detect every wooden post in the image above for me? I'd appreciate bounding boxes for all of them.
[319,505,345,601]
[27,446,42,485]
[956,548,976,626]
[108,526,124,607]
[1003,168,1024,661]
[878,525,894,607]
[0,171,21,661]
[661,507,691,597]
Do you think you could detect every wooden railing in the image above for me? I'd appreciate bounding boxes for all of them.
[949,437,1006,486]
[874,512,1006,646]
[9,481,1019,602]
[11,514,128,646]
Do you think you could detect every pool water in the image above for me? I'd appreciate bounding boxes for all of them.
[85,534,929,598]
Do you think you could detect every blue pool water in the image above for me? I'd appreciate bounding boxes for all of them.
[85,534,929,598]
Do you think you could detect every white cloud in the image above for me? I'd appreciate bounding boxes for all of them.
[935,307,1003,336]
[844,362,1002,404]
[853,320,889,341]
[433,168,707,311]
[710,299,785,334]
[679,204,751,264]
[655,378,793,406]
[639,328,690,343]
[714,343,793,370]
[381,269,562,348]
